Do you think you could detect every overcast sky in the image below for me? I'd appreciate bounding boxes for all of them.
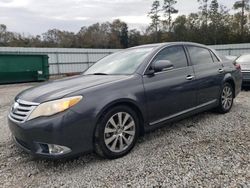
[0,0,236,35]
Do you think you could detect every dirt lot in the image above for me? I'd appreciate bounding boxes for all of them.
[0,83,249,187]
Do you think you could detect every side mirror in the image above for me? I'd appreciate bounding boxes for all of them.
[152,60,174,73]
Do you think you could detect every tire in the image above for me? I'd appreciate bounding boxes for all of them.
[94,105,139,159]
[216,82,234,114]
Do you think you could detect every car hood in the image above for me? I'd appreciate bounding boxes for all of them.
[16,75,130,103]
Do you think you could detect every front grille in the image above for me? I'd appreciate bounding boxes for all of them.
[9,99,39,123]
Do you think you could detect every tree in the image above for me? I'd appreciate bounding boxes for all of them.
[197,0,209,26]
[128,29,142,47]
[0,24,7,45]
[77,23,111,48]
[42,29,76,47]
[233,0,250,40]
[110,19,129,48]
[208,0,230,44]
[0,24,18,46]
[42,29,61,47]
[172,15,188,41]
[148,0,161,42]
[162,0,178,32]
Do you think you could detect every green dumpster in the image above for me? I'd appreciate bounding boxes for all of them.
[0,54,49,84]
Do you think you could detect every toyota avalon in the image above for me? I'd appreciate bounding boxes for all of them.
[8,42,242,159]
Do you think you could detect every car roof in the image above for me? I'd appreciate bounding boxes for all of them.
[130,42,209,50]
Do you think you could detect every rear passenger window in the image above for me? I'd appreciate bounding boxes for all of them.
[187,46,214,65]
[154,46,188,69]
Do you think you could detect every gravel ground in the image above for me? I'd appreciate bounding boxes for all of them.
[0,83,249,187]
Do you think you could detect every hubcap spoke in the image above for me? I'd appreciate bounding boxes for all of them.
[124,122,135,131]
[118,112,122,126]
[123,130,135,136]
[105,135,117,145]
[105,127,116,134]
[111,136,119,151]
[119,136,124,151]
[122,113,130,127]
[122,135,130,145]
[109,117,118,129]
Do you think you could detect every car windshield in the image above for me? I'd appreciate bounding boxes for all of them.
[84,47,154,75]
[236,54,250,64]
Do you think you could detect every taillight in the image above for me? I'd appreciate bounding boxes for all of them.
[234,63,241,70]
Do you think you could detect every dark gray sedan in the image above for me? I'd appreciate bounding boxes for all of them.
[8,42,242,159]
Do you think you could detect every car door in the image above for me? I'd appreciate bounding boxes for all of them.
[185,45,224,105]
[143,45,197,125]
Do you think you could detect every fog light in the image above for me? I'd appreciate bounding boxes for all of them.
[48,144,71,155]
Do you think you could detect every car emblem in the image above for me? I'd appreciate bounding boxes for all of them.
[12,102,19,112]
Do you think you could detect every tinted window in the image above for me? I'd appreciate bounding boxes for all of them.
[154,46,188,69]
[187,46,214,65]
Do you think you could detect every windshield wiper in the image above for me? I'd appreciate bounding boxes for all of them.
[86,73,109,75]
[93,73,108,75]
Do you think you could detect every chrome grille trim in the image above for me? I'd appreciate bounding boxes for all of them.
[9,99,40,124]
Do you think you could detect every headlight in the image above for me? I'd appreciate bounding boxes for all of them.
[27,96,82,121]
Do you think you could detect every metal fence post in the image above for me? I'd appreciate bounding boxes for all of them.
[86,51,90,68]
[56,52,60,75]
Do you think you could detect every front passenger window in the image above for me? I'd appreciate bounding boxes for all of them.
[153,46,188,69]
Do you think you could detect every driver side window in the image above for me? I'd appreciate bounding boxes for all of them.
[154,46,188,69]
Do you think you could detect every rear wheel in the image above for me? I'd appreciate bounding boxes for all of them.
[216,83,234,113]
[94,106,139,159]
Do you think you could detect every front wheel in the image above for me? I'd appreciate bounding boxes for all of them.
[216,83,234,113]
[94,106,139,159]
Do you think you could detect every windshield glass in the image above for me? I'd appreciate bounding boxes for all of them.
[84,47,154,75]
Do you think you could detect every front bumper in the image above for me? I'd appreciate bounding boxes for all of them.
[8,109,95,159]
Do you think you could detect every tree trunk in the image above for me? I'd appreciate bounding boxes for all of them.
[241,0,245,41]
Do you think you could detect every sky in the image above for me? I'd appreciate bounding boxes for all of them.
[0,0,236,35]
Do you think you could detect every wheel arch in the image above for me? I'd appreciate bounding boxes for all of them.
[94,99,145,137]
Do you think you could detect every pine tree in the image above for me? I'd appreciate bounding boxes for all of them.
[148,0,161,42]
[233,0,250,40]
[162,0,178,32]
[197,0,209,26]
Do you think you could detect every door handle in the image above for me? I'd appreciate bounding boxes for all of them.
[218,68,224,73]
[186,75,195,80]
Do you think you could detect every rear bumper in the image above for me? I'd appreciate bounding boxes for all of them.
[8,109,95,159]
[242,71,250,86]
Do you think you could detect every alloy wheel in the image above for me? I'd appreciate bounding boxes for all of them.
[104,112,136,153]
[221,86,233,110]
